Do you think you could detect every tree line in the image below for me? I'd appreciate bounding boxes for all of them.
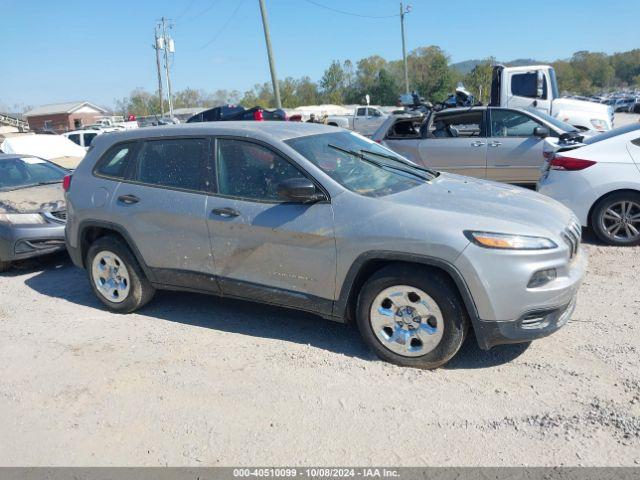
[114,47,640,116]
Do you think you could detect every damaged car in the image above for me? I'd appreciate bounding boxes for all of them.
[0,154,68,272]
[372,106,587,185]
[65,123,585,369]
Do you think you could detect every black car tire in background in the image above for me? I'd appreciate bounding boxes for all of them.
[591,191,640,246]
[0,260,10,272]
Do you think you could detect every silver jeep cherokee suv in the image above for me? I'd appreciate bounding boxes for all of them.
[64,122,586,369]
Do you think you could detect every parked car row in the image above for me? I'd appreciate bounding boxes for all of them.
[3,117,638,369]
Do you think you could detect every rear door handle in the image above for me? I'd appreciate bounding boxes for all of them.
[117,194,139,205]
[211,207,240,218]
[489,141,502,147]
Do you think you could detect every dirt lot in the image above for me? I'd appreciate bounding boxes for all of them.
[0,232,639,467]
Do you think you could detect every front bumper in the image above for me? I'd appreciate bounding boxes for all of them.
[474,296,577,350]
[0,222,66,262]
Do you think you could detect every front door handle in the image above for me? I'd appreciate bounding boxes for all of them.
[471,141,486,147]
[211,207,240,218]
[117,194,139,205]
[489,141,502,147]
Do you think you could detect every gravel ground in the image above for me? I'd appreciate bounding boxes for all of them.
[0,231,638,467]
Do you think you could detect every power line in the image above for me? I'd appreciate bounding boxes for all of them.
[174,0,196,21]
[178,0,222,25]
[197,0,245,50]
[303,0,399,18]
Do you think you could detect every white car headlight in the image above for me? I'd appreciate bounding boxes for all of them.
[0,213,46,225]
[590,119,607,131]
[465,231,557,250]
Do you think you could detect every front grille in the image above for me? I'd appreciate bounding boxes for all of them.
[562,220,581,260]
[44,210,67,223]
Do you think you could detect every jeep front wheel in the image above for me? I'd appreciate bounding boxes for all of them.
[356,265,468,369]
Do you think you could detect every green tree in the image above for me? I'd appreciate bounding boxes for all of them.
[463,58,494,104]
[320,60,349,104]
[406,46,456,102]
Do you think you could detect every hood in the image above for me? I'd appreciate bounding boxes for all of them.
[385,173,575,237]
[0,183,65,214]
[554,97,610,116]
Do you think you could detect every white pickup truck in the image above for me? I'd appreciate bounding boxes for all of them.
[490,65,613,132]
[326,106,388,136]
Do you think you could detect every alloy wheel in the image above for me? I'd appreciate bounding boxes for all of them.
[600,200,640,242]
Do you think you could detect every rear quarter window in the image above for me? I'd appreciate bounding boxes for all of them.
[94,143,137,179]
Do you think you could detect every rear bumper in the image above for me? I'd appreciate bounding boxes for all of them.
[0,223,66,262]
[474,296,577,350]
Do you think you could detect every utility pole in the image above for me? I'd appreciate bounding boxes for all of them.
[400,2,411,94]
[153,26,165,117]
[258,0,282,108]
[159,17,175,117]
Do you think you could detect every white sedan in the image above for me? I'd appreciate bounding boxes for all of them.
[538,123,640,245]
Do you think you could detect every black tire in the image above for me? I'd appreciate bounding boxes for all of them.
[356,265,469,369]
[591,191,640,246]
[86,235,155,312]
[0,260,11,273]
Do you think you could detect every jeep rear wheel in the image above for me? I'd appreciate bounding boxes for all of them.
[86,236,155,313]
[356,265,468,369]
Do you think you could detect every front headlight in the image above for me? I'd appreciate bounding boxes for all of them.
[590,119,607,131]
[0,213,46,225]
[464,231,557,250]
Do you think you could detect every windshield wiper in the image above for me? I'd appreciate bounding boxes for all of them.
[359,149,439,177]
[328,144,431,182]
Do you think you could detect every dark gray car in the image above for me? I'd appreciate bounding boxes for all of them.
[65,122,585,368]
[0,154,68,271]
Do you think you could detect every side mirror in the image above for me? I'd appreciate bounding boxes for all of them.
[534,126,550,138]
[277,178,325,203]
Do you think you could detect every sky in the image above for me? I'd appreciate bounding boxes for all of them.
[1,0,638,111]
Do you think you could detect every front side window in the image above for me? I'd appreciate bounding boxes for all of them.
[428,111,484,138]
[216,139,306,201]
[511,72,547,99]
[285,131,425,197]
[490,110,541,137]
[95,143,136,179]
[133,138,209,191]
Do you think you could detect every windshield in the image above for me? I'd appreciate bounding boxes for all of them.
[0,156,67,191]
[524,106,576,133]
[285,131,428,197]
[584,123,640,145]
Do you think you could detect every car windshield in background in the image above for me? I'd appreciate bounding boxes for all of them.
[0,156,67,191]
[524,106,576,132]
[584,123,640,145]
[285,131,428,197]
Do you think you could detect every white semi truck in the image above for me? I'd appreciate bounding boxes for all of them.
[489,64,613,132]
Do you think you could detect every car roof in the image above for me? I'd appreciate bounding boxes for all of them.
[95,121,343,144]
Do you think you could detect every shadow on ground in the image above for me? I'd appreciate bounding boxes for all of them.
[21,257,529,369]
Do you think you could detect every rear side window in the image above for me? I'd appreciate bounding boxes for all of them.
[84,132,98,146]
[67,134,80,145]
[95,143,136,179]
[429,111,484,138]
[133,138,210,192]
